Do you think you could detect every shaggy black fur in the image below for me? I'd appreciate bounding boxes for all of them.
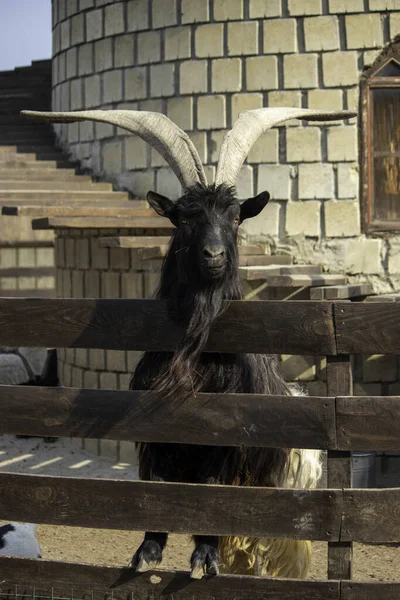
[130,184,291,577]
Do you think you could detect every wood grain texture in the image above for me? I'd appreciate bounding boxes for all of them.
[335,303,400,354]
[239,273,346,286]
[0,299,337,355]
[0,386,336,449]
[32,216,173,230]
[342,489,400,543]
[0,473,342,540]
[0,557,340,600]
[310,284,374,301]
[341,581,400,600]
[99,235,171,247]
[337,396,400,451]
[327,356,353,580]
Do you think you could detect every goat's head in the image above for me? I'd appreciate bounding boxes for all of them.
[147,183,269,281]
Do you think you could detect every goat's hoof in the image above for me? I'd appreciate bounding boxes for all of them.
[190,562,205,579]
[135,557,157,572]
[131,540,163,572]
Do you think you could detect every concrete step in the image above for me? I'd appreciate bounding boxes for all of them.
[2,145,64,154]
[0,159,72,169]
[0,191,130,201]
[0,151,69,163]
[0,169,86,180]
[0,180,113,191]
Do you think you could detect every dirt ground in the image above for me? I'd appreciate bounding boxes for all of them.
[6,524,398,582]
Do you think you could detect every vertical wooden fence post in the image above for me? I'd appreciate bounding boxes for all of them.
[327,354,353,580]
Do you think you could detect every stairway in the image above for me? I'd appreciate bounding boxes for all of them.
[0,60,130,297]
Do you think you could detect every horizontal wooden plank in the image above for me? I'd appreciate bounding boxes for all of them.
[137,246,295,266]
[0,298,337,354]
[0,557,340,600]
[32,216,173,230]
[0,385,336,449]
[0,473,341,540]
[337,396,400,451]
[310,284,374,301]
[365,293,400,303]
[341,581,400,600]
[240,272,346,286]
[0,198,149,208]
[239,265,323,281]
[335,303,400,354]
[342,489,400,543]
[2,205,155,218]
[99,235,171,248]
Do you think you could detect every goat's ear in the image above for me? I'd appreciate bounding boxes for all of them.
[147,191,178,226]
[239,191,270,223]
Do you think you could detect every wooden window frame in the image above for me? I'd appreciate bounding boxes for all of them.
[361,48,400,232]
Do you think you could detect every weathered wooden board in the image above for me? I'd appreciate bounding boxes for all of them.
[337,396,400,451]
[2,205,154,217]
[341,581,400,600]
[239,272,346,286]
[327,355,353,580]
[99,235,171,248]
[342,488,400,543]
[32,216,172,230]
[335,303,400,354]
[0,385,336,449]
[0,473,342,540]
[0,299,337,354]
[310,284,374,301]
[0,198,149,208]
[239,265,323,281]
[0,557,340,600]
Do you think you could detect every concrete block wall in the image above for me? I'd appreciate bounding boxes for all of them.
[0,244,55,293]
[51,0,400,293]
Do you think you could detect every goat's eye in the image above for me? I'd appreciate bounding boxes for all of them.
[181,219,188,224]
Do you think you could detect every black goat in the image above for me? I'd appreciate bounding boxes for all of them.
[23,105,356,578]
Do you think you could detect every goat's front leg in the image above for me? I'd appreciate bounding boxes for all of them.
[131,530,168,572]
[190,534,220,579]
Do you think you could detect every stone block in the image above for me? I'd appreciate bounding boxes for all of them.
[197,95,226,129]
[347,88,359,112]
[127,0,149,31]
[390,13,400,39]
[269,90,302,110]
[58,52,66,82]
[370,0,400,8]
[210,130,227,163]
[103,70,123,103]
[284,54,318,89]
[263,19,297,54]
[99,439,118,459]
[70,79,83,110]
[19,248,36,267]
[61,18,71,50]
[107,350,127,372]
[167,97,193,130]
[119,441,139,465]
[100,371,118,390]
[212,58,242,92]
[353,382,382,396]
[288,0,322,14]
[180,60,208,94]
[90,237,108,270]
[140,98,163,112]
[165,26,191,60]
[241,201,281,237]
[110,247,130,270]
[195,23,224,58]
[363,354,397,382]
[324,200,360,237]
[104,2,124,36]
[329,0,364,11]
[258,165,291,200]
[78,43,93,76]
[75,239,90,269]
[327,126,357,161]
[338,163,359,198]
[119,373,132,389]
[0,248,17,268]
[94,38,112,71]
[132,172,155,197]
[86,8,103,41]
[89,348,105,371]
[282,355,316,381]
[150,63,175,98]
[286,201,320,237]
[156,168,182,198]
[188,131,207,162]
[181,0,209,23]
[101,272,120,298]
[214,0,243,20]
[388,242,400,275]
[344,239,382,274]
[152,0,177,28]
[364,49,381,68]
[68,122,79,144]
[138,30,161,64]
[246,56,278,91]
[236,165,254,199]
[322,51,359,86]
[37,276,55,290]
[96,121,113,139]
[308,89,343,111]
[124,67,147,101]
[345,14,383,49]
[304,16,339,51]
[144,271,160,297]
[125,136,148,169]
[151,147,167,168]
[250,0,281,17]
[228,21,259,56]
[299,164,334,199]
[72,270,84,297]
[248,129,279,163]
[231,93,263,122]
[103,140,122,174]
[114,34,135,67]
[66,47,77,79]
[287,127,321,162]
[121,272,144,298]
[80,0,94,8]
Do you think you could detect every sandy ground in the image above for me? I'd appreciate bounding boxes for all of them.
[1,435,400,582]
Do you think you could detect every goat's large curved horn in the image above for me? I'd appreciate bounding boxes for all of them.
[21,109,207,189]
[215,107,357,187]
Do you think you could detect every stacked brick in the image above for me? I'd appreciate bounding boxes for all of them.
[0,245,54,293]
[51,0,400,291]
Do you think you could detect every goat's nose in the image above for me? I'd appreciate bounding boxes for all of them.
[203,246,225,259]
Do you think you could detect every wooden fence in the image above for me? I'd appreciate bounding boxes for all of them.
[0,298,400,599]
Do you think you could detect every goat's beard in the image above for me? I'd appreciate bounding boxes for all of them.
[150,241,242,402]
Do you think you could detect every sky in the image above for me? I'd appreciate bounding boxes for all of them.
[0,0,52,71]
